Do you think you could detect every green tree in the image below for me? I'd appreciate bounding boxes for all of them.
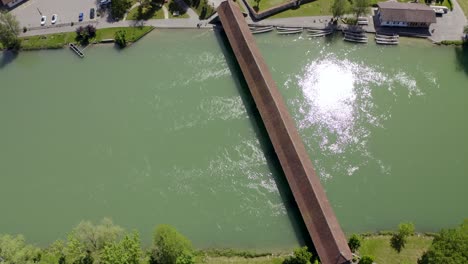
[418,219,468,264]
[359,255,375,264]
[0,11,21,50]
[69,218,124,252]
[115,30,127,48]
[150,225,193,264]
[391,222,415,253]
[111,0,132,20]
[353,0,370,19]
[38,240,66,264]
[348,234,361,253]
[282,246,313,264]
[331,0,349,19]
[0,235,41,264]
[100,232,142,264]
[176,251,196,264]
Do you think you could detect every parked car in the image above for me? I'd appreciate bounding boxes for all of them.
[78,12,84,22]
[51,14,57,24]
[40,15,46,26]
[90,8,95,19]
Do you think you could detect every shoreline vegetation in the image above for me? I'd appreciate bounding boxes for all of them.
[0,219,466,264]
[16,26,153,50]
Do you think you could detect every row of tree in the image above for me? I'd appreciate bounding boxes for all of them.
[0,218,195,264]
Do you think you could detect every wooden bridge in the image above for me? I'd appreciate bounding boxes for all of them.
[216,1,353,263]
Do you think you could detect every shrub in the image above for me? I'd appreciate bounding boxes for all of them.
[348,234,361,253]
[359,255,375,264]
[150,225,193,264]
[282,246,312,264]
[390,222,415,253]
[114,30,127,48]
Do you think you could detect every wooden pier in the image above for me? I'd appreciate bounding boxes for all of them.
[69,43,84,58]
[216,1,352,264]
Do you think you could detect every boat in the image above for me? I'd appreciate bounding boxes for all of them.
[251,26,274,34]
[277,29,303,35]
[376,39,398,45]
[375,33,399,39]
[307,31,333,37]
[344,37,368,43]
[276,26,303,31]
[343,31,366,37]
[306,28,333,33]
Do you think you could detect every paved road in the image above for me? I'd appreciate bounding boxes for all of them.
[429,0,467,42]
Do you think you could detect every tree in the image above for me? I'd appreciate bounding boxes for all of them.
[0,11,21,50]
[100,232,142,264]
[463,26,468,43]
[176,251,196,264]
[114,30,127,48]
[359,255,375,264]
[111,0,132,20]
[331,0,349,19]
[353,0,370,19]
[418,219,468,264]
[150,225,193,264]
[68,218,124,252]
[391,222,415,253]
[348,234,361,253]
[0,235,41,264]
[282,246,313,264]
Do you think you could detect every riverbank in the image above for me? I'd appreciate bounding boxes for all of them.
[9,26,154,50]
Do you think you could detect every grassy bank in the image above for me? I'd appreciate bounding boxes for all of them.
[19,26,153,50]
[459,0,468,17]
[183,0,215,19]
[359,235,433,264]
[199,256,284,264]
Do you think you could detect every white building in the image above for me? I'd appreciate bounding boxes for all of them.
[377,1,436,28]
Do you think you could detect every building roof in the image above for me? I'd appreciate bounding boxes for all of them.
[1,0,15,5]
[378,1,436,24]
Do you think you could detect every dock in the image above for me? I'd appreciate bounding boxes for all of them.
[216,1,352,263]
[69,43,84,58]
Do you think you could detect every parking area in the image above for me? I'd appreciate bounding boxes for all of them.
[11,0,100,28]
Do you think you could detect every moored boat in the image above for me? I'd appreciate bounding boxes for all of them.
[251,26,274,34]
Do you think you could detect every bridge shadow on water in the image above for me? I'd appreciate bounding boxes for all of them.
[0,50,18,69]
[213,27,316,254]
[455,44,468,77]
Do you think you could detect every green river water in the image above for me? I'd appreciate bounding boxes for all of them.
[0,29,467,249]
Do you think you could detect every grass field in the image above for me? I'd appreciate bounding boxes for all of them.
[127,1,189,20]
[270,0,332,18]
[359,235,433,264]
[183,0,215,19]
[247,0,289,12]
[458,0,468,17]
[19,26,153,50]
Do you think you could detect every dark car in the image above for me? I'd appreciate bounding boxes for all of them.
[79,12,84,22]
[90,8,95,19]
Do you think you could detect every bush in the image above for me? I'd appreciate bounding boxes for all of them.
[282,246,312,264]
[348,234,361,253]
[75,25,97,45]
[359,255,375,264]
[114,30,127,48]
[150,225,193,264]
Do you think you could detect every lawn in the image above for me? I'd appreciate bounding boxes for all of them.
[19,26,153,50]
[359,235,433,264]
[20,32,77,50]
[247,0,289,12]
[94,26,153,42]
[458,0,468,17]
[127,5,166,20]
[270,0,332,18]
[182,0,215,19]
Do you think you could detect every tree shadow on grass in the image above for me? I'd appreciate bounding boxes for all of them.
[214,27,316,254]
[455,44,468,77]
[0,50,18,69]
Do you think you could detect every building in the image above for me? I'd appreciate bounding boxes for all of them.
[1,0,26,8]
[377,1,436,28]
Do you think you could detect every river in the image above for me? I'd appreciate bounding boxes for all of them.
[0,29,467,249]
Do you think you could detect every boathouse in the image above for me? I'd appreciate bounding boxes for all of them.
[377,1,436,28]
[1,0,26,8]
